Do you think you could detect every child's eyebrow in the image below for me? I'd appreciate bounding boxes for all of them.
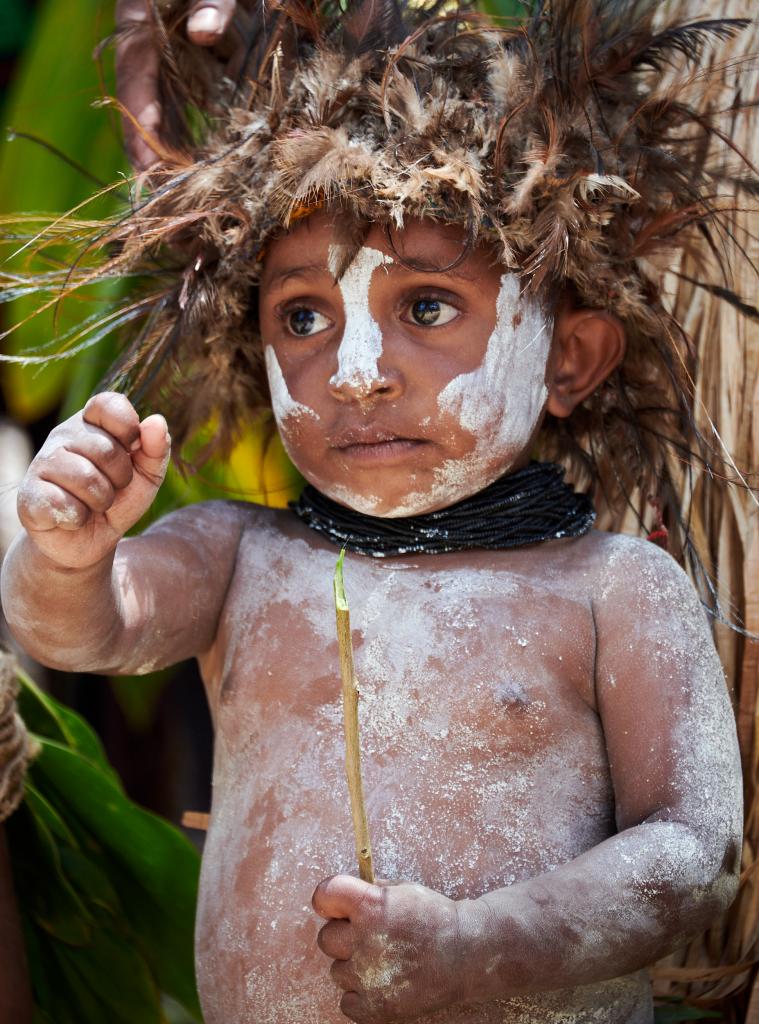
[383,262,480,284]
[265,263,329,289]
[266,260,480,289]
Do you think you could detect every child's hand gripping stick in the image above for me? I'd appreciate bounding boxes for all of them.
[17,392,171,570]
[313,873,465,1022]
[334,549,375,884]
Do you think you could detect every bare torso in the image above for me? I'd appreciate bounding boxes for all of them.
[3,380,738,1023]
[195,509,653,1023]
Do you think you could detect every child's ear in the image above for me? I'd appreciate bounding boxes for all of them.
[545,307,626,419]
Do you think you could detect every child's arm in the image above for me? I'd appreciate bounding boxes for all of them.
[313,540,742,1022]
[0,393,245,675]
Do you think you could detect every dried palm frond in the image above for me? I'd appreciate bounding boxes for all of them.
[589,3,758,1019]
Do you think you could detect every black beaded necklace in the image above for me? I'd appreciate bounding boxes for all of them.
[290,461,595,558]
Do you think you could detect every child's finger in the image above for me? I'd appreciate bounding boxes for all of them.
[317,919,353,961]
[18,479,90,533]
[338,990,364,1023]
[186,0,236,45]
[82,393,141,452]
[132,415,171,480]
[312,874,379,921]
[136,414,169,455]
[96,414,170,536]
[66,425,135,492]
[37,450,115,515]
[329,959,358,993]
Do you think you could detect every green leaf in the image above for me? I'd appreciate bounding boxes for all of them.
[53,924,164,1024]
[16,667,119,783]
[14,669,69,745]
[32,1004,55,1024]
[0,0,126,421]
[476,0,526,22]
[7,658,201,1020]
[31,739,201,1015]
[32,739,198,907]
[105,858,201,1017]
[23,783,79,848]
[0,0,35,53]
[45,943,116,1024]
[58,845,121,916]
[6,801,93,945]
[654,1004,722,1021]
[50,703,118,781]
[22,916,56,1013]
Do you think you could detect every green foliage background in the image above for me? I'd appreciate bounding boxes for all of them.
[8,666,202,1023]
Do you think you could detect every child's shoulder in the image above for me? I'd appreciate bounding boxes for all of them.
[523,526,691,589]
[141,498,296,569]
[163,498,328,562]
[518,527,703,626]
[576,529,708,636]
[585,527,693,588]
[149,497,288,536]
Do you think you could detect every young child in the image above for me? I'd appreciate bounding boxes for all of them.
[0,1,751,1021]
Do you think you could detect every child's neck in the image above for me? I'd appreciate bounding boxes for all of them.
[289,461,595,558]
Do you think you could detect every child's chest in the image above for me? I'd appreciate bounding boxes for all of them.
[205,535,613,890]
[195,535,620,1023]
[218,542,599,744]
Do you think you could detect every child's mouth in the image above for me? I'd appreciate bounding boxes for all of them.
[332,429,427,464]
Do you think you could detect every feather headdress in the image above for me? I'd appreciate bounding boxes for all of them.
[2,0,757,595]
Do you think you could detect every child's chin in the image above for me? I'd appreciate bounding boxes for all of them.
[318,483,406,518]
[313,481,423,518]
[319,482,465,519]
[309,454,522,518]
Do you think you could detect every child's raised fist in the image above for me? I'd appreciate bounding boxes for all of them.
[17,392,171,569]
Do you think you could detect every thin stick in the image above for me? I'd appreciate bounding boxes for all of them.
[333,549,375,884]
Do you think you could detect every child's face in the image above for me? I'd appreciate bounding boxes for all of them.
[259,213,553,517]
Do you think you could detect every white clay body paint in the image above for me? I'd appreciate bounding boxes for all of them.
[437,274,549,453]
[193,525,673,1024]
[327,272,552,517]
[264,345,318,426]
[327,245,393,394]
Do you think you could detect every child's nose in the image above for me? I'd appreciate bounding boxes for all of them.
[328,364,403,403]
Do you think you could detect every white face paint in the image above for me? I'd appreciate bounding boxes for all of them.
[327,245,393,395]
[437,273,550,456]
[324,273,552,518]
[264,346,318,432]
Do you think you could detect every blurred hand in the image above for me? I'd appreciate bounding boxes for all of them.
[17,392,171,569]
[115,0,239,170]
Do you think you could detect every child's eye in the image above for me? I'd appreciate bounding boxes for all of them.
[407,298,458,327]
[286,308,332,337]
